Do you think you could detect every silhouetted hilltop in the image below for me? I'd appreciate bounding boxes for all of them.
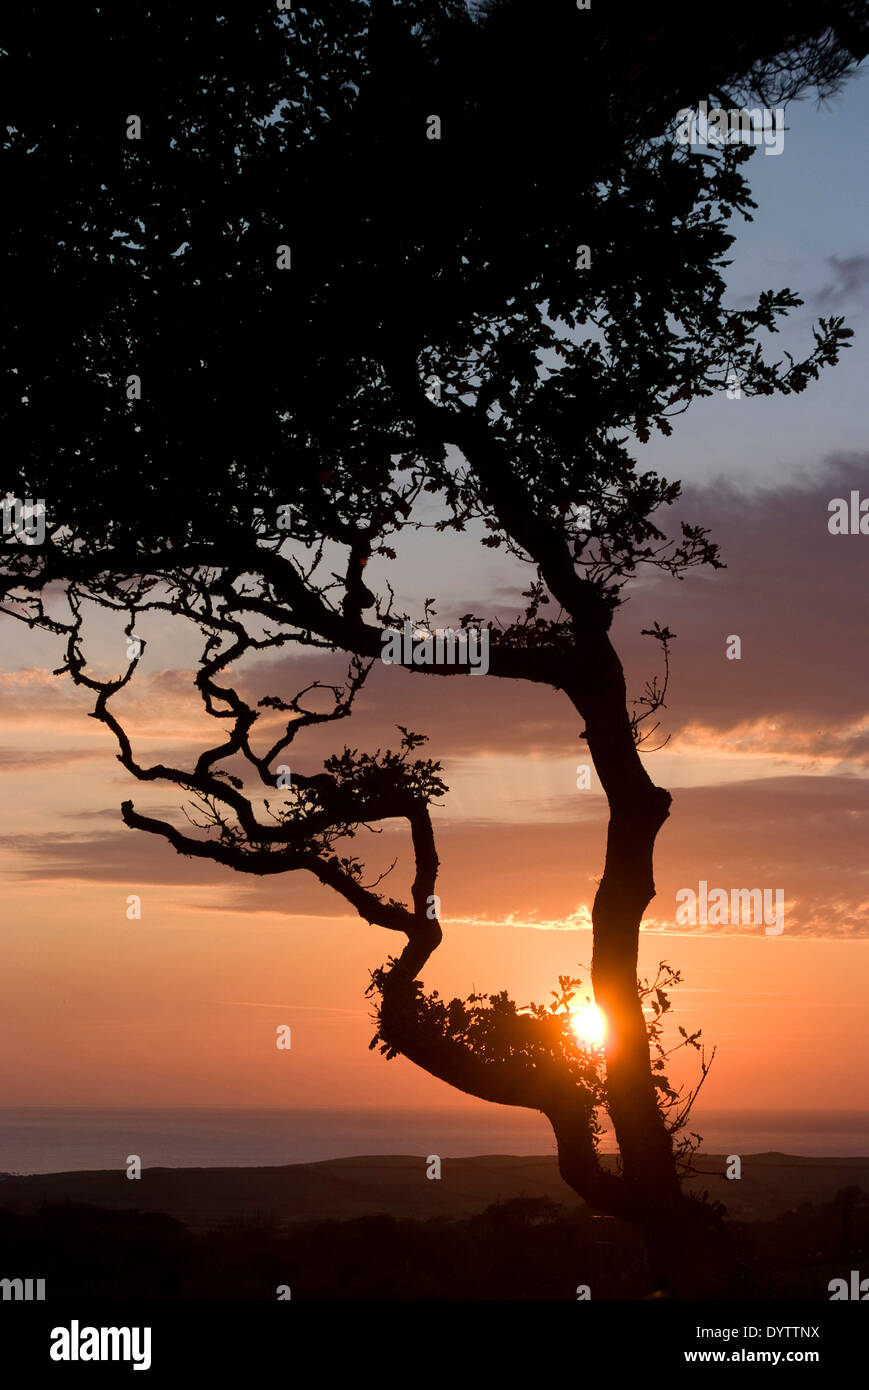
[0,1152,867,1226]
[0,1155,867,1300]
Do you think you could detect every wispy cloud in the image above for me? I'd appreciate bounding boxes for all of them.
[817,253,869,306]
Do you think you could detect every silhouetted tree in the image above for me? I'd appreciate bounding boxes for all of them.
[1,0,866,1293]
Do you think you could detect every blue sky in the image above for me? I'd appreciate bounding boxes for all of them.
[639,66,869,491]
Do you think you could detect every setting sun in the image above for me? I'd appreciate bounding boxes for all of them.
[570,1002,607,1047]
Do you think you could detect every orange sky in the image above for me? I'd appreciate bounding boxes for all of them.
[3,461,869,1118]
[1,862,866,1112]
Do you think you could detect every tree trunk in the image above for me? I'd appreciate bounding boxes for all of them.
[563,630,730,1290]
[592,791,683,1210]
[641,1203,746,1298]
[549,1086,745,1296]
[566,633,681,1189]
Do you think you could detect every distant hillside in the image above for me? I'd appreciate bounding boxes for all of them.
[2,1154,868,1299]
[1,1152,868,1228]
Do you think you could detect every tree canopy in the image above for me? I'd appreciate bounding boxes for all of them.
[3,0,863,579]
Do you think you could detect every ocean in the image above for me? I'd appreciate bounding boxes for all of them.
[1,1107,868,1175]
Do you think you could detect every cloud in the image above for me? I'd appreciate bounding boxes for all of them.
[0,747,106,771]
[3,775,867,937]
[3,457,869,942]
[611,453,869,757]
[205,453,869,771]
[5,455,866,774]
[0,664,217,741]
[817,253,869,306]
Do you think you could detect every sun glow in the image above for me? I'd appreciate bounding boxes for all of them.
[570,1002,607,1047]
